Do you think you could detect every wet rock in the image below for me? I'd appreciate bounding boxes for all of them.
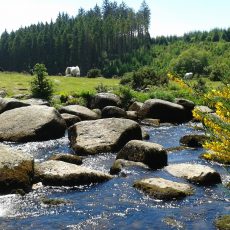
[162,217,185,229]
[68,118,142,155]
[166,163,221,185]
[48,153,82,165]
[91,92,121,109]
[133,177,194,200]
[102,106,127,118]
[138,99,192,123]
[41,197,72,206]
[215,215,230,230]
[34,160,112,186]
[0,97,30,114]
[59,104,99,120]
[128,101,143,112]
[61,113,81,127]
[140,118,160,127]
[126,111,138,121]
[110,159,149,175]
[141,129,150,140]
[0,144,34,194]
[180,134,208,147]
[0,105,66,142]
[116,140,167,169]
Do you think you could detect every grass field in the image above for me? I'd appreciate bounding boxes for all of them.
[0,72,120,96]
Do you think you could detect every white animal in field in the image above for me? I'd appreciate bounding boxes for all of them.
[184,72,193,79]
[65,66,80,77]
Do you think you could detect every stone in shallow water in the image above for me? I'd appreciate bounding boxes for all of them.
[215,215,230,230]
[34,160,112,186]
[0,144,34,194]
[68,118,142,155]
[133,177,194,200]
[165,163,221,185]
[48,153,82,165]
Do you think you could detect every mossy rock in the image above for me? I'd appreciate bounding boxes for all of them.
[215,215,230,230]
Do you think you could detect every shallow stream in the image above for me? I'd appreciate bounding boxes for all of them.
[0,124,229,229]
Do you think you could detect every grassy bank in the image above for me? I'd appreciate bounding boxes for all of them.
[0,72,120,96]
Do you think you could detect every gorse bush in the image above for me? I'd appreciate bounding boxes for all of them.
[31,63,53,100]
[120,66,168,90]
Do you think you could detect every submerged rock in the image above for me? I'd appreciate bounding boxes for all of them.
[68,118,142,155]
[34,160,112,186]
[0,144,34,194]
[59,104,99,120]
[180,134,208,147]
[138,99,192,123]
[110,159,149,175]
[0,105,66,142]
[48,153,82,165]
[166,163,221,185]
[116,140,167,169]
[133,177,194,200]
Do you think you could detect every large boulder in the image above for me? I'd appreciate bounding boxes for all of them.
[116,140,167,169]
[166,163,221,185]
[133,177,194,200]
[138,99,193,123]
[68,118,142,155]
[0,97,30,114]
[0,144,34,194]
[0,105,66,142]
[34,160,112,186]
[59,105,99,120]
[101,106,127,118]
[91,93,121,109]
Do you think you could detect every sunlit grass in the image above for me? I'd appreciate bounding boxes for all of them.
[0,72,120,96]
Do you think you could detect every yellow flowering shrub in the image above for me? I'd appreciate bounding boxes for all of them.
[168,72,230,164]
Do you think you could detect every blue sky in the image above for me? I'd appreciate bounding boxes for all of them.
[0,0,230,37]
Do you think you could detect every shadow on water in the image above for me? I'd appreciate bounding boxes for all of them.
[0,124,229,230]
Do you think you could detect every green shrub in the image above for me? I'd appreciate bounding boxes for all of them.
[95,83,109,93]
[31,63,53,100]
[120,72,133,86]
[116,86,134,109]
[87,68,102,78]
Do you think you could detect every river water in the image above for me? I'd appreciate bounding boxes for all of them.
[0,124,229,230]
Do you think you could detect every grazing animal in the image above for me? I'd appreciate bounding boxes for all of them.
[65,66,80,77]
[184,72,193,80]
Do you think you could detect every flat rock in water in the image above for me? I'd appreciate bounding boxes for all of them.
[180,134,208,147]
[68,118,142,155]
[0,105,66,142]
[59,104,99,120]
[0,97,30,114]
[34,160,112,186]
[0,144,34,194]
[133,177,194,200]
[166,163,221,185]
[116,140,167,169]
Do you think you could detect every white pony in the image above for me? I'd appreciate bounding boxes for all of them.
[65,66,80,77]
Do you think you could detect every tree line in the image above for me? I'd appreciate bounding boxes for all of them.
[0,0,151,76]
